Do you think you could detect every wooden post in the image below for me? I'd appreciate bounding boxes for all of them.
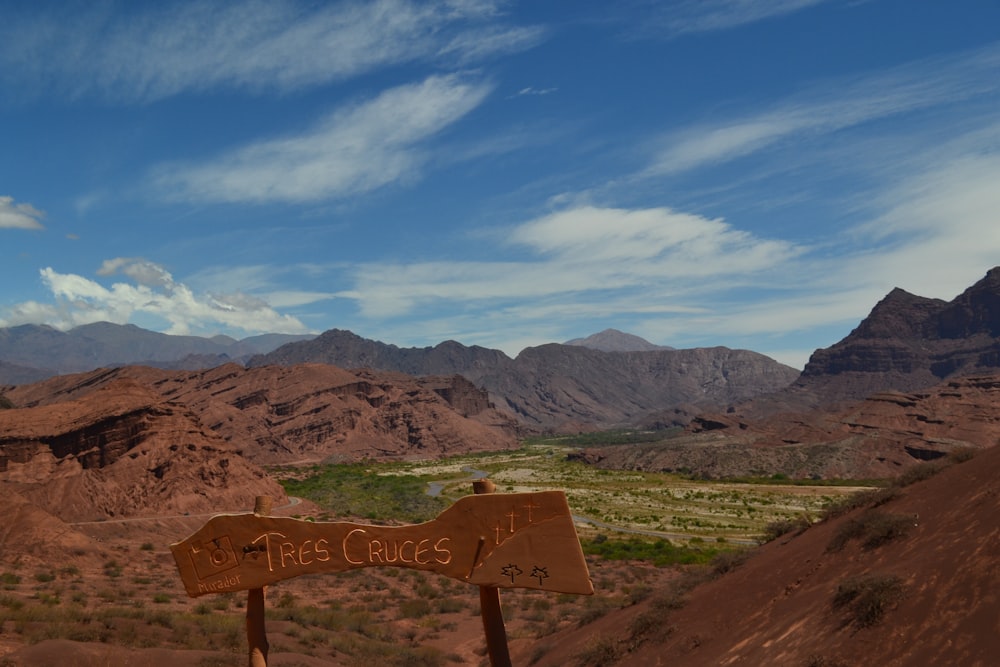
[473,479,512,667]
[247,496,272,667]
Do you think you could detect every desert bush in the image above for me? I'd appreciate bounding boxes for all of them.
[893,461,946,488]
[946,447,977,464]
[821,487,899,520]
[805,656,848,667]
[575,634,623,666]
[832,573,904,628]
[710,548,753,576]
[827,511,913,552]
[760,514,812,543]
[0,572,20,587]
[398,597,432,619]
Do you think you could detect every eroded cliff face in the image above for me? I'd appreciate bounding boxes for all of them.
[0,379,285,521]
[4,363,520,466]
[579,374,1000,479]
[791,268,1000,408]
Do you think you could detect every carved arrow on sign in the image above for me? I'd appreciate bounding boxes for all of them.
[171,490,594,597]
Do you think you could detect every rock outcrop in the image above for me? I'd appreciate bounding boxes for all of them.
[783,267,1000,409]
[4,363,520,465]
[577,374,1000,479]
[0,378,285,521]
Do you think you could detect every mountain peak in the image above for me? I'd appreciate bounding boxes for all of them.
[564,329,671,353]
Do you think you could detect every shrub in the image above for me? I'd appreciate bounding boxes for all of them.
[575,635,623,666]
[710,548,753,576]
[827,511,914,552]
[832,573,904,628]
[821,487,899,520]
[760,514,811,543]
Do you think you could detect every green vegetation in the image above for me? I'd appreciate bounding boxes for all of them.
[277,462,448,523]
[0,394,14,409]
[275,442,871,546]
[582,536,725,567]
[523,429,681,448]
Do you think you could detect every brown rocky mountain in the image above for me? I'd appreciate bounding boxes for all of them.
[0,322,313,381]
[0,377,286,522]
[564,328,673,352]
[767,266,1000,411]
[3,362,519,465]
[250,330,799,432]
[576,373,1000,479]
[518,438,1000,666]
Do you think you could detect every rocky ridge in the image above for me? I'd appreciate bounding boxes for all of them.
[250,331,799,431]
[3,363,519,466]
[772,266,1000,410]
[576,373,1000,479]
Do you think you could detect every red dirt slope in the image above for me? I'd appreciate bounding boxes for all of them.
[520,445,999,666]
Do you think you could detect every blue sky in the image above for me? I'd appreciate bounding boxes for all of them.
[3,0,1000,369]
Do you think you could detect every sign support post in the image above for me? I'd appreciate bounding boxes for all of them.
[473,479,512,667]
[247,496,271,667]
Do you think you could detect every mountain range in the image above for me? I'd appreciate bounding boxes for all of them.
[0,321,314,377]
[2,270,1000,665]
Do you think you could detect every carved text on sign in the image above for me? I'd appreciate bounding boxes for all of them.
[171,490,593,597]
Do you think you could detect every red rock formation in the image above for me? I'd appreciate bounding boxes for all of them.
[581,374,1000,479]
[4,363,520,465]
[0,378,285,521]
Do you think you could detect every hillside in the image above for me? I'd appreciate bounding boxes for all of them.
[518,442,1000,666]
[3,363,520,465]
[577,374,1000,479]
[0,378,285,521]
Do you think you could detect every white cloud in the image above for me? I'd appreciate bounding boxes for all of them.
[0,0,542,103]
[346,205,803,317]
[154,74,492,203]
[647,43,1000,175]
[0,196,45,230]
[0,262,310,336]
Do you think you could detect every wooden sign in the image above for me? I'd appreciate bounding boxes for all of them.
[171,490,593,597]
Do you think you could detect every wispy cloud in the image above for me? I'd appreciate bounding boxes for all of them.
[642,0,832,38]
[153,74,493,204]
[0,196,45,230]
[346,205,803,317]
[0,259,309,336]
[647,43,1000,175]
[0,0,543,103]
